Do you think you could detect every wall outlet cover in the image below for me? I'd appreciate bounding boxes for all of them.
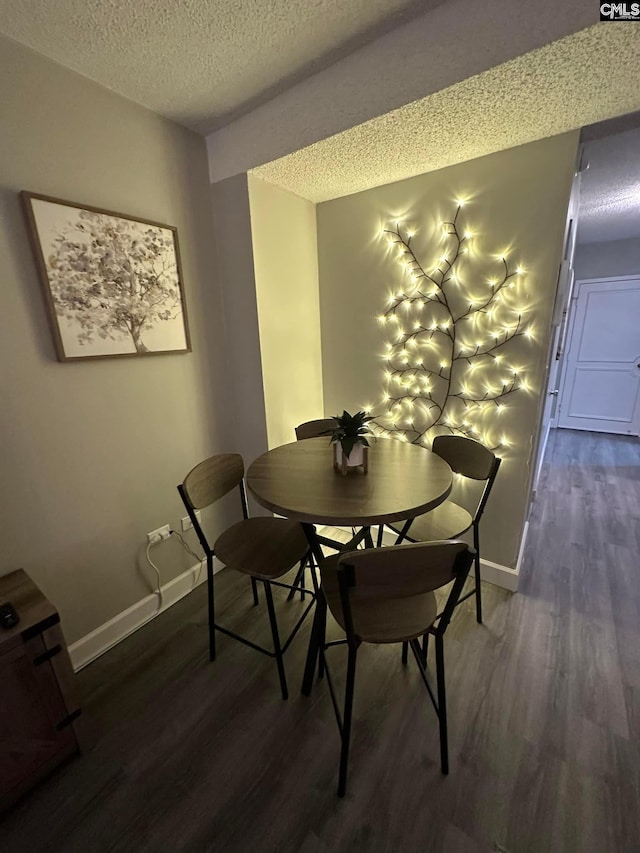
[147,524,171,544]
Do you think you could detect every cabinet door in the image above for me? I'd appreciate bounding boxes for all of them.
[0,636,77,805]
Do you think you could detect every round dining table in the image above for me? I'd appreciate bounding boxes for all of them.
[246,436,453,528]
[247,436,453,695]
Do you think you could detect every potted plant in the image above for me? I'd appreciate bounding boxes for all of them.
[330,410,374,474]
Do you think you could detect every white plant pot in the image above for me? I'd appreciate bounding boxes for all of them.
[333,442,368,474]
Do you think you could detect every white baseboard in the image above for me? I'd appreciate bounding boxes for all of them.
[479,557,519,592]
[480,520,528,592]
[68,559,212,672]
[515,519,530,577]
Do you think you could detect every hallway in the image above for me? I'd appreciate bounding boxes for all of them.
[498,427,640,851]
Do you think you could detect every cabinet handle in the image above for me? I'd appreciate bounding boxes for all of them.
[22,612,60,640]
[33,644,62,666]
[56,709,82,731]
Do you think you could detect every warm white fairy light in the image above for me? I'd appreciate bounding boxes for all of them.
[373,200,533,452]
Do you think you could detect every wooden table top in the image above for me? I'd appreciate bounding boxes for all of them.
[246,437,452,526]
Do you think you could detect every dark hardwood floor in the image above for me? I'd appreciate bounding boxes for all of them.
[2,428,639,852]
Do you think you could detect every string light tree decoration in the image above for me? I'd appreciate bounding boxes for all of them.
[371,199,534,452]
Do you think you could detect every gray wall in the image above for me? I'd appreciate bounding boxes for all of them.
[574,237,640,281]
[317,133,579,569]
[0,37,235,643]
[210,173,270,488]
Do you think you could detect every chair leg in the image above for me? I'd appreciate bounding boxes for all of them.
[263,581,288,701]
[363,527,374,549]
[300,562,306,601]
[435,634,448,774]
[473,524,482,624]
[308,553,319,594]
[251,577,259,607]
[287,559,306,601]
[318,608,327,680]
[421,633,429,659]
[206,554,216,662]
[302,593,326,696]
[401,641,408,665]
[338,642,358,798]
[393,518,414,546]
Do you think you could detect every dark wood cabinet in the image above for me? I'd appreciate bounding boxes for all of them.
[0,570,80,810]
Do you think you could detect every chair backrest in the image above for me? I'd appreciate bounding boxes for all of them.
[432,435,501,525]
[295,418,337,441]
[432,435,497,480]
[181,453,244,509]
[337,540,474,636]
[178,453,246,558]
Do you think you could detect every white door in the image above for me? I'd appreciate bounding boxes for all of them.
[558,276,640,435]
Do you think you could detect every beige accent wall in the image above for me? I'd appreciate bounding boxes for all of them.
[248,175,323,448]
[0,37,235,643]
[316,133,579,569]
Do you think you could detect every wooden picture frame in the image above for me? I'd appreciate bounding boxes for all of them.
[21,192,191,361]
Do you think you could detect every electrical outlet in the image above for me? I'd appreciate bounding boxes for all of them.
[147,524,171,545]
[181,511,200,532]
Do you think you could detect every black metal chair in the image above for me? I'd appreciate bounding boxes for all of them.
[178,453,316,700]
[387,436,500,624]
[305,540,474,797]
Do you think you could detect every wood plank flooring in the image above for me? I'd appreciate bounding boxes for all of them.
[2,428,639,852]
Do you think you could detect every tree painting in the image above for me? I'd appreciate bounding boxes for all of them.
[23,194,190,361]
[372,203,532,451]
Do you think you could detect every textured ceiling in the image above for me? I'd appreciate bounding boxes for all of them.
[253,24,640,203]
[577,126,640,244]
[0,0,442,133]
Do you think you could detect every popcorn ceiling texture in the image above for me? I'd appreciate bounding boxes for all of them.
[207,0,597,182]
[578,127,640,243]
[0,0,435,132]
[253,25,640,203]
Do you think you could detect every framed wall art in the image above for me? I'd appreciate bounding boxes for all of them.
[21,192,191,361]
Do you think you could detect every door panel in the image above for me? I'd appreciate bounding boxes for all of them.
[558,277,640,435]
[578,289,640,361]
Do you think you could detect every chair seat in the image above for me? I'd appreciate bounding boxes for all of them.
[320,555,437,644]
[390,500,472,543]
[215,517,309,580]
